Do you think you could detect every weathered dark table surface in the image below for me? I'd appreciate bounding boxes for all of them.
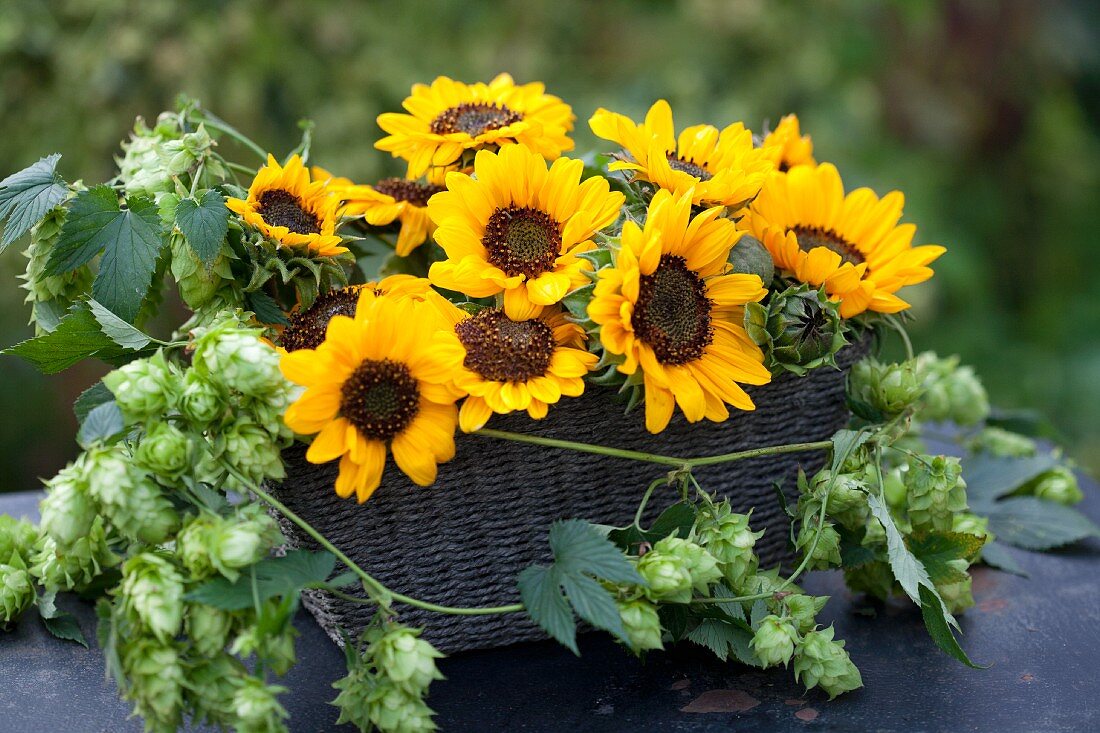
[2,475,1098,733]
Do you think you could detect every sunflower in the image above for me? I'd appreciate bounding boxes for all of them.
[278,275,447,352]
[588,188,771,434]
[738,163,945,318]
[427,143,624,318]
[226,155,347,257]
[431,299,599,432]
[760,114,816,172]
[589,100,773,209]
[376,74,576,180]
[280,291,461,502]
[335,178,446,256]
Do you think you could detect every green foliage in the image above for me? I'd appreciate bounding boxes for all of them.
[2,300,152,374]
[175,190,229,264]
[0,154,68,251]
[185,550,336,611]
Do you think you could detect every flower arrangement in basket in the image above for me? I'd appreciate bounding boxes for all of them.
[0,76,1095,732]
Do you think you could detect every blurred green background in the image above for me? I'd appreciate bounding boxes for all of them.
[1,0,1097,490]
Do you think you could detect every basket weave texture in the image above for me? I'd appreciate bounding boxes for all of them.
[270,335,870,654]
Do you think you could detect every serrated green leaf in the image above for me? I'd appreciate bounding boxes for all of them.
[749,599,768,629]
[561,283,595,319]
[87,298,153,350]
[918,583,983,669]
[560,573,627,642]
[185,550,337,610]
[907,531,982,585]
[73,381,113,424]
[518,565,577,654]
[964,452,1061,506]
[548,519,643,585]
[247,289,290,326]
[865,493,934,607]
[576,248,612,270]
[979,541,1028,577]
[981,497,1099,551]
[831,429,870,471]
[77,401,124,448]
[47,187,166,322]
[3,302,142,374]
[686,619,760,666]
[0,154,68,250]
[41,611,88,648]
[176,190,229,263]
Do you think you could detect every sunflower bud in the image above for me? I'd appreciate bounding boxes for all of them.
[782,594,829,634]
[120,552,184,640]
[178,369,227,426]
[186,603,235,657]
[967,427,1036,458]
[694,501,763,587]
[793,626,862,698]
[751,615,799,668]
[616,598,663,653]
[31,517,118,592]
[727,234,775,284]
[134,422,193,479]
[914,352,990,426]
[1027,466,1083,506]
[102,353,175,425]
[120,638,185,730]
[905,454,967,532]
[231,676,290,733]
[847,358,923,420]
[86,445,178,545]
[745,284,846,376]
[374,625,445,691]
[38,459,96,551]
[0,555,34,625]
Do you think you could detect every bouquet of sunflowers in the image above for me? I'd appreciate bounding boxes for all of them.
[0,75,1094,733]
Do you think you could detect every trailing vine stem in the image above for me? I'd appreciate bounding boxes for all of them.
[473,429,833,469]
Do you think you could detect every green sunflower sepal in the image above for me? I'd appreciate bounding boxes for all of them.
[745,283,847,377]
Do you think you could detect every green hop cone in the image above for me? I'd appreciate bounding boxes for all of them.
[616,598,663,653]
[20,205,93,334]
[967,427,1036,458]
[116,113,181,199]
[31,517,118,592]
[38,457,96,551]
[694,501,763,587]
[1027,466,1083,505]
[0,554,35,625]
[804,470,869,531]
[905,454,967,532]
[843,561,896,601]
[184,653,248,728]
[102,352,174,425]
[369,678,438,733]
[952,513,993,546]
[652,536,722,594]
[134,422,193,479]
[745,283,847,376]
[209,505,280,581]
[192,316,285,398]
[231,676,290,733]
[375,625,445,692]
[793,626,863,699]
[881,466,908,508]
[847,358,924,420]
[795,513,842,570]
[158,123,214,177]
[120,552,184,640]
[120,636,185,731]
[782,594,829,634]
[86,445,178,545]
[936,561,975,614]
[186,603,235,657]
[0,514,38,566]
[176,513,217,578]
[636,547,693,604]
[232,619,299,678]
[178,369,228,426]
[751,614,799,668]
[914,352,990,426]
[170,232,236,312]
[216,417,287,491]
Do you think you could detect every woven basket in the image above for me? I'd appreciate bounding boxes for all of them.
[269,335,871,654]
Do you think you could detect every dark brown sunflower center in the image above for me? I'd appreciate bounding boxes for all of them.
[279,288,360,352]
[373,178,445,207]
[482,206,562,278]
[340,359,420,441]
[257,189,321,235]
[666,153,712,181]
[430,103,523,136]
[455,308,555,382]
[791,226,864,266]
[633,254,713,365]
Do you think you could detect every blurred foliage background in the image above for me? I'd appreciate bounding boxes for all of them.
[1,0,1097,490]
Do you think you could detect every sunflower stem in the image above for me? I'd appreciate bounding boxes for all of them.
[473,429,833,469]
[226,464,525,617]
